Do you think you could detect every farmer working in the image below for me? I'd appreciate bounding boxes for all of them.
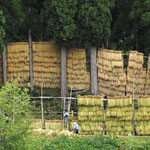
[64,111,70,125]
[64,111,70,121]
[74,122,79,134]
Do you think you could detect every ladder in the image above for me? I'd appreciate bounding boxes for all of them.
[63,87,72,130]
[63,98,71,130]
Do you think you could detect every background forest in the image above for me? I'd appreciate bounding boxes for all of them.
[0,0,150,55]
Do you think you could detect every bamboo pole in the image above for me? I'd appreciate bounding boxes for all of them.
[2,48,6,86]
[63,98,65,130]
[132,81,136,136]
[68,86,72,131]
[102,96,107,135]
[41,85,45,129]
[28,29,33,91]
[61,45,67,112]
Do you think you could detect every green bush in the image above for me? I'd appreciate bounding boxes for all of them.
[0,80,32,150]
[122,140,150,150]
[42,135,122,150]
[8,134,150,150]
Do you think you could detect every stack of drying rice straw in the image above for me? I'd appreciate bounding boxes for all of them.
[78,96,103,135]
[97,48,126,96]
[67,49,90,90]
[33,42,61,88]
[77,95,150,136]
[126,51,146,96]
[145,55,150,95]
[7,42,30,87]
[105,96,133,136]
[135,96,150,135]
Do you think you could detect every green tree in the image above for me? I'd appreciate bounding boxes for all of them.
[42,0,78,98]
[42,0,78,45]
[0,0,25,42]
[0,10,5,51]
[42,0,113,95]
[129,0,150,55]
[78,0,112,47]
[110,0,134,50]
[77,0,113,94]
[21,0,44,41]
[0,0,44,42]
[110,0,150,55]
[0,80,32,150]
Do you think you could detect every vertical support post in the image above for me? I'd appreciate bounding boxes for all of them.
[61,45,67,99]
[68,86,72,131]
[132,81,135,99]
[102,98,105,135]
[102,110,105,135]
[41,86,45,129]
[90,46,98,95]
[132,98,136,136]
[2,48,6,86]
[68,100,71,114]
[106,40,109,49]
[63,98,65,130]
[68,86,72,113]
[132,81,136,136]
[132,105,135,135]
[28,29,33,91]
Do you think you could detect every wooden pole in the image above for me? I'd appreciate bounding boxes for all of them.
[61,45,67,107]
[28,29,33,91]
[41,85,45,129]
[90,46,98,95]
[132,81,135,136]
[102,98,106,135]
[2,48,6,86]
[63,97,65,130]
[68,86,72,131]
[132,81,135,99]
[68,86,72,113]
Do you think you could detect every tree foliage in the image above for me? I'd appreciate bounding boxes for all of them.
[0,0,25,42]
[130,0,150,55]
[0,10,5,51]
[110,0,134,50]
[21,0,44,41]
[42,0,78,46]
[110,0,150,55]
[0,0,44,42]
[0,0,150,54]
[42,0,113,48]
[78,0,113,47]
[0,80,32,150]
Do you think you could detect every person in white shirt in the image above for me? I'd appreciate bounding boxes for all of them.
[64,112,70,125]
[74,122,79,134]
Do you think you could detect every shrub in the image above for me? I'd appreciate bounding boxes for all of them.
[0,80,32,150]
[122,140,150,150]
[43,135,122,150]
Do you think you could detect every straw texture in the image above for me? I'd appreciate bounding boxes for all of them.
[145,54,150,95]
[67,49,90,90]
[126,51,146,96]
[135,97,150,135]
[78,95,103,135]
[97,48,126,96]
[33,42,61,88]
[105,96,133,136]
[7,42,29,87]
